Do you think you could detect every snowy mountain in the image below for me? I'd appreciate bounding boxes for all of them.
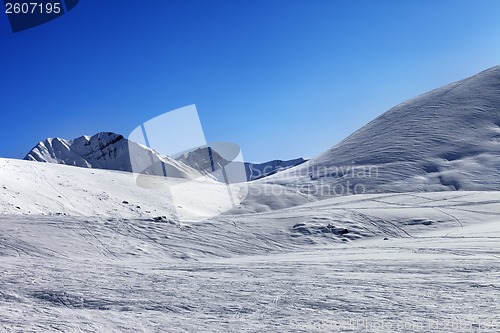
[25,132,306,182]
[268,66,500,196]
[24,132,202,179]
[245,158,307,181]
[176,146,306,181]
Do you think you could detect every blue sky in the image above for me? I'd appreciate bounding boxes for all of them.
[1,0,500,162]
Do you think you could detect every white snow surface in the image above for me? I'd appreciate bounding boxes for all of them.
[1,158,500,332]
[0,158,248,221]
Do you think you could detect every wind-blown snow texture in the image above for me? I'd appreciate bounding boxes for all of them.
[268,66,500,195]
[1,184,499,332]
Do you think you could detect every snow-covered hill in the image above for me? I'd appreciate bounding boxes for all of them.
[267,66,500,196]
[0,158,251,221]
[24,132,201,179]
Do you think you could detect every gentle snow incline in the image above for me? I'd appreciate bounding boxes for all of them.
[1,189,500,331]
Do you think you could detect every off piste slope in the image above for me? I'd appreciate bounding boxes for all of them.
[0,158,249,220]
[267,66,500,196]
[25,132,201,179]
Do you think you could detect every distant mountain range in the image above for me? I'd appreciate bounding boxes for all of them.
[175,146,306,181]
[24,132,306,182]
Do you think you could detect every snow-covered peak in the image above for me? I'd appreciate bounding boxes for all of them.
[176,147,228,173]
[176,146,307,181]
[246,158,307,181]
[24,132,201,179]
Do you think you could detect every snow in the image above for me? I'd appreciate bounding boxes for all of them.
[244,158,307,181]
[2,66,500,332]
[1,158,500,332]
[0,158,247,221]
[25,132,202,180]
[25,132,307,183]
[0,186,499,332]
[176,146,307,181]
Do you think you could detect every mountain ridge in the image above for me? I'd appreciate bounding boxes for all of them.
[25,132,307,182]
[175,146,307,181]
[24,132,202,179]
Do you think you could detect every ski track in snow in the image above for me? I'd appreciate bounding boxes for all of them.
[1,190,499,332]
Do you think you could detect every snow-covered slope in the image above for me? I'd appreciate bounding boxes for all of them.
[1,183,500,331]
[268,66,500,196]
[0,158,249,221]
[3,157,499,242]
[25,132,201,179]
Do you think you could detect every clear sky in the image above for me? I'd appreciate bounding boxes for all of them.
[1,0,500,162]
